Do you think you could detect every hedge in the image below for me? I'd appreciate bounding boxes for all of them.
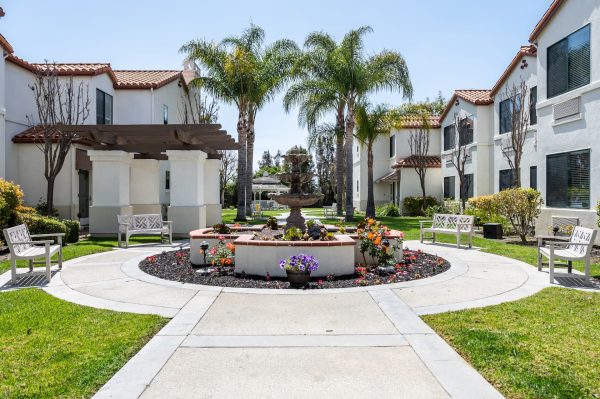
[17,213,67,236]
[403,196,439,216]
[62,219,81,243]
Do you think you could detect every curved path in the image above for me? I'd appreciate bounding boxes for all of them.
[3,241,558,398]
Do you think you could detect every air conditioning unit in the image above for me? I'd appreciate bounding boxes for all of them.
[553,97,580,120]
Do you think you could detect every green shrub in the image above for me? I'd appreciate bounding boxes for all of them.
[403,196,439,216]
[18,213,67,236]
[62,219,80,243]
[265,216,278,230]
[0,179,24,230]
[493,188,542,243]
[465,195,508,227]
[35,198,59,217]
[212,223,231,234]
[376,203,400,217]
[425,204,449,218]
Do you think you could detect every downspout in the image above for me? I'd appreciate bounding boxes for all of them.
[150,87,155,122]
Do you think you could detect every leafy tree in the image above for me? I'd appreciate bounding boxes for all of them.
[273,150,282,168]
[258,150,273,169]
[354,103,391,218]
[307,124,336,205]
[182,24,299,221]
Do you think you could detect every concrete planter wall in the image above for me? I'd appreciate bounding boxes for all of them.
[189,226,263,265]
[234,234,355,278]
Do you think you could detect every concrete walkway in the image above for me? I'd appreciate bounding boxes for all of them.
[0,241,578,398]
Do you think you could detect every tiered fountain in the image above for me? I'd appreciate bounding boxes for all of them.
[271,152,322,231]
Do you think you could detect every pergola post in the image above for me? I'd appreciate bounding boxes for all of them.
[88,150,134,235]
[130,159,161,214]
[204,158,222,226]
[166,150,207,236]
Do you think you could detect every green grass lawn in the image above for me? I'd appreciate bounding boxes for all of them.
[0,236,168,274]
[0,289,167,399]
[423,288,600,399]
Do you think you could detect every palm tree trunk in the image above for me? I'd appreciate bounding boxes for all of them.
[335,105,345,216]
[235,108,248,221]
[246,123,255,217]
[366,145,375,218]
[344,100,355,222]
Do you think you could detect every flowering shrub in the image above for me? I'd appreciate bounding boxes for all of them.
[279,253,319,273]
[212,223,231,234]
[205,237,235,266]
[493,188,542,243]
[357,218,403,266]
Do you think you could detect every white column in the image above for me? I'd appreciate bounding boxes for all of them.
[204,158,222,226]
[166,150,207,236]
[130,159,161,214]
[88,150,134,235]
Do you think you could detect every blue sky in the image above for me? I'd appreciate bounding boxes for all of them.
[2,0,551,164]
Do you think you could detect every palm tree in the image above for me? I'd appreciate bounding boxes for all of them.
[182,24,298,221]
[354,104,391,218]
[284,32,346,215]
[337,27,413,221]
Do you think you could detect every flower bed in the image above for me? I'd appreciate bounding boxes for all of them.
[139,248,450,289]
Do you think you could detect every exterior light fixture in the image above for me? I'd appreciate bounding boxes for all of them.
[200,241,209,266]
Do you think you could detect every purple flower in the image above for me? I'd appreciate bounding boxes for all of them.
[279,253,319,272]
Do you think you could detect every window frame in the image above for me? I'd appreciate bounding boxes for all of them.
[547,24,591,98]
[546,149,590,209]
[499,98,512,134]
[389,134,395,158]
[96,89,113,125]
[499,168,514,191]
[529,86,537,125]
[530,166,537,190]
[443,125,455,151]
[443,176,455,200]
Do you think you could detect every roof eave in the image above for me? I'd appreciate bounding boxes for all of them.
[529,0,567,42]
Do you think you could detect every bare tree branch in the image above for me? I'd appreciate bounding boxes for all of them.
[448,112,473,211]
[26,62,90,215]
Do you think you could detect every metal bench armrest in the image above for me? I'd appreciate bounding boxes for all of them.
[30,233,65,238]
[11,240,54,245]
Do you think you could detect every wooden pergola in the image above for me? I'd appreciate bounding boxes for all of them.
[58,123,239,158]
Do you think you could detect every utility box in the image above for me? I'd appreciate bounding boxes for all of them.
[483,223,503,239]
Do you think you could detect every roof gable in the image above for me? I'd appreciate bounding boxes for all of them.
[439,90,493,123]
[490,45,537,96]
[529,0,567,42]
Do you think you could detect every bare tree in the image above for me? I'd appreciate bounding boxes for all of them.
[27,63,90,215]
[179,91,219,124]
[448,113,473,211]
[500,78,530,187]
[219,150,237,205]
[408,114,431,208]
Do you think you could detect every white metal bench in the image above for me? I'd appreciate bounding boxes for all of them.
[324,203,337,218]
[3,224,63,284]
[420,214,475,248]
[539,226,597,283]
[117,214,172,248]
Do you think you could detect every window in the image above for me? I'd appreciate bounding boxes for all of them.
[389,135,395,157]
[547,24,590,98]
[390,182,396,204]
[499,99,512,134]
[443,125,455,151]
[163,105,168,124]
[546,149,590,209]
[530,166,537,190]
[165,170,170,191]
[96,89,113,125]
[462,173,474,199]
[356,180,359,192]
[499,169,514,191]
[458,118,474,146]
[529,86,537,125]
[443,176,455,199]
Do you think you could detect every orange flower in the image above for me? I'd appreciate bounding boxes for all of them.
[368,219,375,225]
[374,237,382,245]
[367,233,374,240]
[226,242,235,252]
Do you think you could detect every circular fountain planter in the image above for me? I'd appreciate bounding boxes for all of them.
[233,234,356,278]
[189,226,264,265]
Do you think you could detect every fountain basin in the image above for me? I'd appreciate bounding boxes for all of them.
[233,234,355,277]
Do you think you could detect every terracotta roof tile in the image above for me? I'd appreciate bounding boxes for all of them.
[398,115,441,129]
[529,0,567,42]
[12,126,97,146]
[0,34,13,54]
[113,70,183,89]
[31,62,112,74]
[490,45,537,96]
[392,155,442,169]
[439,89,493,122]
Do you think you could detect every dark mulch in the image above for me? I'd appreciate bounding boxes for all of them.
[139,248,450,290]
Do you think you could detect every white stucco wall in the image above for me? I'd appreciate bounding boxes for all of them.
[440,101,494,199]
[533,0,600,235]
[0,52,5,179]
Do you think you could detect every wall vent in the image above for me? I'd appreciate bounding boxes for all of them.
[553,97,580,120]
